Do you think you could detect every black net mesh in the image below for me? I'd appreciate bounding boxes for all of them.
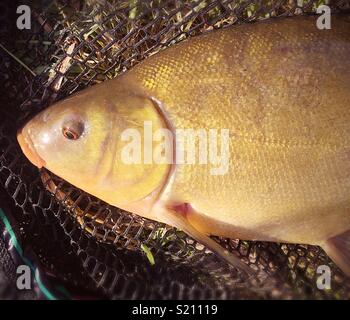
[1,0,350,299]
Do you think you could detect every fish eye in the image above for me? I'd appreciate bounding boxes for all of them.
[62,119,84,141]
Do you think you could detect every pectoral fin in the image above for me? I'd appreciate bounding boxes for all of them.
[156,203,254,276]
[323,230,350,277]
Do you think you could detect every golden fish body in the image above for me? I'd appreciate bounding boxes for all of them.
[128,15,350,245]
[18,15,350,275]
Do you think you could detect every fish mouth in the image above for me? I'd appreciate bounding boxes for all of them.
[17,128,46,168]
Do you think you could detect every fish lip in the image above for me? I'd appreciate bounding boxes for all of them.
[17,128,46,169]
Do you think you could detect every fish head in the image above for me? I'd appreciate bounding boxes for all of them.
[17,79,172,216]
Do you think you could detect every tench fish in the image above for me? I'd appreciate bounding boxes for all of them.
[17,15,350,276]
